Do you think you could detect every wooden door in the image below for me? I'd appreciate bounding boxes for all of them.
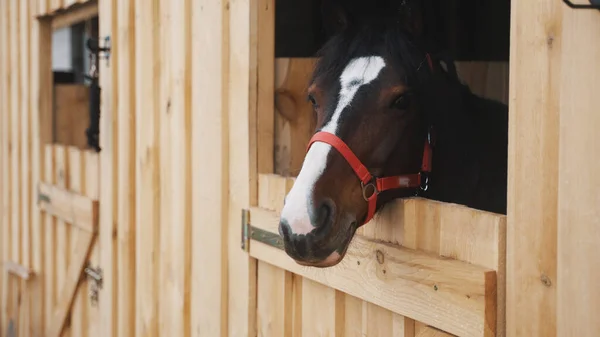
[238,2,507,334]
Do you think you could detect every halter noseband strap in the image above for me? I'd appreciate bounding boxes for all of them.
[306,130,434,226]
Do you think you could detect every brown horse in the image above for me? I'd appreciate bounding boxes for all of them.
[278,0,508,268]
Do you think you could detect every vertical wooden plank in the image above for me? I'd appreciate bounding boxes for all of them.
[29,6,50,337]
[84,150,100,337]
[116,0,136,336]
[343,295,364,337]
[53,146,69,329]
[98,0,118,334]
[256,0,274,176]
[134,0,159,336]
[506,0,561,336]
[159,0,192,335]
[300,279,345,337]
[68,147,87,337]
[39,0,49,16]
[227,0,258,334]
[10,0,21,281]
[19,0,31,279]
[0,0,9,331]
[556,7,600,336]
[44,145,56,332]
[256,262,293,337]
[191,0,228,335]
[39,17,54,336]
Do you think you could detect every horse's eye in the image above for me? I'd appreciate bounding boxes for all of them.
[391,94,410,110]
[307,94,318,108]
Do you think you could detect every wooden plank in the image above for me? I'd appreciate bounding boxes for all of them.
[301,279,344,337]
[556,6,600,336]
[44,145,57,333]
[159,0,192,334]
[0,1,9,332]
[256,261,293,337]
[51,1,98,29]
[256,0,275,176]
[133,0,159,335]
[53,145,69,322]
[227,0,259,334]
[116,1,136,336]
[47,231,96,337]
[49,0,64,14]
[29,5,50,337]
[506,1,561,336]
[19,0,31,287]
[67,147,86,337]
[258,173,294,213]
[98,0,118,334]
[191,0,228,335]
[37,182,99,233]
[4,262,33,280]
[249,207,497,337]
[10,0,22,288]
[84,150,100,337]
[415,322,456,337]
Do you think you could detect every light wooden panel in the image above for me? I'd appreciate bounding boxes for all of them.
[116,1,136,337]
[506,0,561,336]
[301,279,344,337]
[556,6,600,336]
[98,0,118,335]
[158,0,192,336]
[0,0,9,332]
[134,0,159,336]
[191,0,229,335]
[227,0,259,335]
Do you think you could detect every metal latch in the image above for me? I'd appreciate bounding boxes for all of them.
[241,208,285,252]
[84,263,103,306]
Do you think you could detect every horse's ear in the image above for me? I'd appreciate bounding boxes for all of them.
[321,0,352,35]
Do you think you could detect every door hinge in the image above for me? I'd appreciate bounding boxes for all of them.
[84,263,103,306]
[241,208,285,252]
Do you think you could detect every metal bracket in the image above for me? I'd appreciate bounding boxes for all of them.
[84,263,103,306]
[241,209,285,252]
[562,0,600,9]
[86,36,111,67]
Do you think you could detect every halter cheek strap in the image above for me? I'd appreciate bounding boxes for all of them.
[306,129,434,226]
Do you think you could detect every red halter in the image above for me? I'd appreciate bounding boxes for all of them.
[305,53,436,226]
[307,130,433,226]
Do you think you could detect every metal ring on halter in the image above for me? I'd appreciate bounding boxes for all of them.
[361,180,379,201]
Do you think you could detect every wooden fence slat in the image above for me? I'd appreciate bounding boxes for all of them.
[44,144,57,334]
[134,0,159,335]
[0,0,9,332]
[506,1,562,336]
[190,0,228,335]
[256,261,293,336]
[67,147,86,337]
[53,146,70,323]
[98,0,118,334]
[84,150,100,337]
[116,0,136,336]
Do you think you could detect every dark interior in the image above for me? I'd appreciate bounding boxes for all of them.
[275,0,511,62]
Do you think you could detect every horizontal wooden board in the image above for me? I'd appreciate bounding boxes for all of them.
[37,181,99,233]
[248,207,497,337]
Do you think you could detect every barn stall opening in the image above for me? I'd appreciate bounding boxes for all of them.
[0,0,599,337]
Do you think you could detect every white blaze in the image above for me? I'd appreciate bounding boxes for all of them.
[280,56,386,235]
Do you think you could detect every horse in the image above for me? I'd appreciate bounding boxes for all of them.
[277,0,508,268]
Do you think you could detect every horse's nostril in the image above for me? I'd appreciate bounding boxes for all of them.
[316,199,335,228]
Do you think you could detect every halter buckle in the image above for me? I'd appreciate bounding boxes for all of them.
[361,179,379,201]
